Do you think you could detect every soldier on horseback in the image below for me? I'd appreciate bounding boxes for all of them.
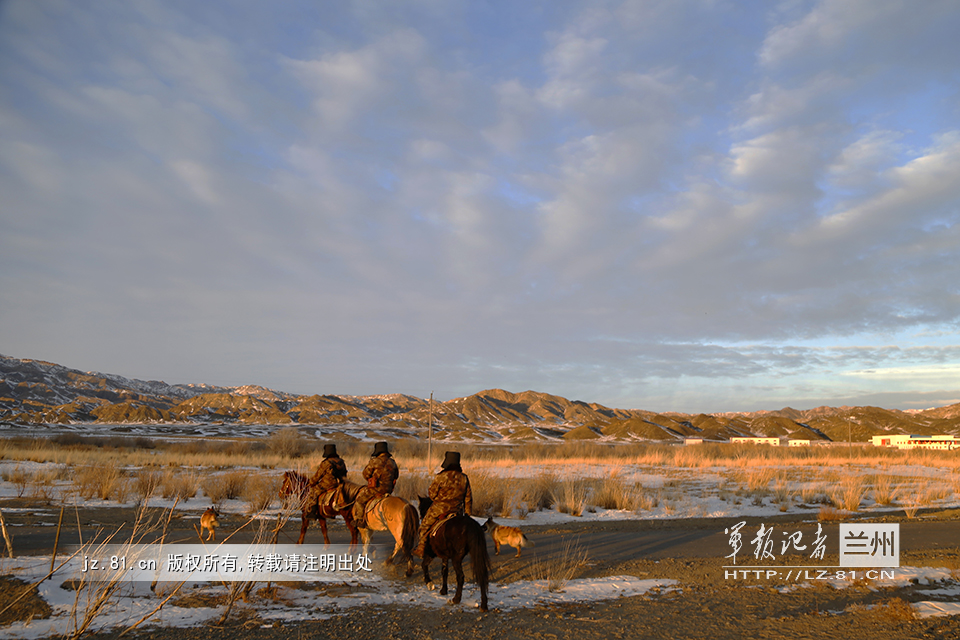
[415,450,472,558]
[352,441,399,526]
[307,443,348,513]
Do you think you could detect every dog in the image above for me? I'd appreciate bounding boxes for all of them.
[482,516,533,558]
[200,507,220,541]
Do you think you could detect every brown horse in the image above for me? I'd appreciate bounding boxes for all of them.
[279,470,362,546]
[417,496,491,611]
[356,495,420,577]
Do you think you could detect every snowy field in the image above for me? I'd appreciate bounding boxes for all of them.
[3,452,960,636]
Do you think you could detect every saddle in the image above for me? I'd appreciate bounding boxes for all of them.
[353,494,389,530]
[428,512,457,538]
[312,486,349,515]
[364,494,388,518]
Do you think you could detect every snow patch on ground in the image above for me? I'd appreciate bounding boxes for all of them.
[0,555,675,638]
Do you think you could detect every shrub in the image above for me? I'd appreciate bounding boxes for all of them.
[74,463,125,501]
[267,428,309,459]
[524,473,557,511]
[590,476,644,511]
[160,469,199,501]
[242,474,279,514]
[134,468,163,502]
[201,470,248,504]
[829,476,865,511]
[3,465,29,498]
[552,478,589,517]
[534,537,588,592]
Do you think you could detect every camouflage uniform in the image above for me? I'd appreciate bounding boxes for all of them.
[307,455,348,511]
[415,468,472,557]
[352,451,399,524]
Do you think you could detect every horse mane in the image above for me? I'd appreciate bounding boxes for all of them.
[342,480,364,501]
[417,495,432,516]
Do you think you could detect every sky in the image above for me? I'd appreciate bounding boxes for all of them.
[2,0,959,413]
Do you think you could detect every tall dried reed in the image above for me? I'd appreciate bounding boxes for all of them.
[2,465,29,498]
[828,475,866,512]
[159,469,199,501]
[201,470,248,505]
[552,479,589,517]
[590,476,643,511]
[871,474,897,506]
[241,474,279,514]
[134,468,163,503]
[534,537,588,592]
[74,462,127,501]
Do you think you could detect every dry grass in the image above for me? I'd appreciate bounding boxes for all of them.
[872,597,918,622]
[871,474,897,506]
[267,427,309,459]
[74,463,128,502]
[134,468,163,503]
[534,537,588,592]
[201,470,248,505]
[241,474,279,514]
[738,467,777,493]
[7,435,960,478]
[590,475,644,511]
[552,479,589,517]
[818,505,846,521]
[390,471,432,504]
[2,465,29,498]
[522,473,557,512]
[463,471,507,517]
[635,488,661,511]
[4,436,960,524]
[828,475,866,512]
[159,469,199,502]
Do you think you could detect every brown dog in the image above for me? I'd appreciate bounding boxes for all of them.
[482,516,533,558]
[200,507,220,541]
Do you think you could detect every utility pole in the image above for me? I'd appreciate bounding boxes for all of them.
[428,392,434,471]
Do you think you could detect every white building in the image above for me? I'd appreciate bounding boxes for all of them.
[730,437,781,446]
[684,437,704,445]
[871,434,960,450]
[786,439,811,447]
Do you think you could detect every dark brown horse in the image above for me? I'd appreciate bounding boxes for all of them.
[417,496,491,611]
[279,470,362,546]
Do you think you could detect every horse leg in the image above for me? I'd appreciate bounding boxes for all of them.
[440,558,449,596]
[387,534,403,567]
[422,556,434,590]
[298,511,309,545]
[449,555,465,605]
[360,527,372,558]
[318,517,331,545]
[342,511,359,549]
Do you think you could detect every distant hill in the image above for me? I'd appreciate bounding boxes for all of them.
[3,353,960,443]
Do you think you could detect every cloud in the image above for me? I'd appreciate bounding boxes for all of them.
[760,0,960,75]
[1,0,958,413]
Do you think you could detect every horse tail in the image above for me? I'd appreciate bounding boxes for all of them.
[400,502,419,559]
[467,519,491,591]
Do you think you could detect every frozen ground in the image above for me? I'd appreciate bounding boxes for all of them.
[3,457,960,636]
[0,553,678,639]
[3,458,957,524]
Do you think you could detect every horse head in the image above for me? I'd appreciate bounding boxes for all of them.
[279,470,303,499]
[417,495,432,518]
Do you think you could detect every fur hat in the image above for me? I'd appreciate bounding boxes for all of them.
[323,444,338,458]
[372,441,390,456]
[441,451,461,470]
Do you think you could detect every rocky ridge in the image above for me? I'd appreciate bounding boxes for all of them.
[2,354,960,443]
